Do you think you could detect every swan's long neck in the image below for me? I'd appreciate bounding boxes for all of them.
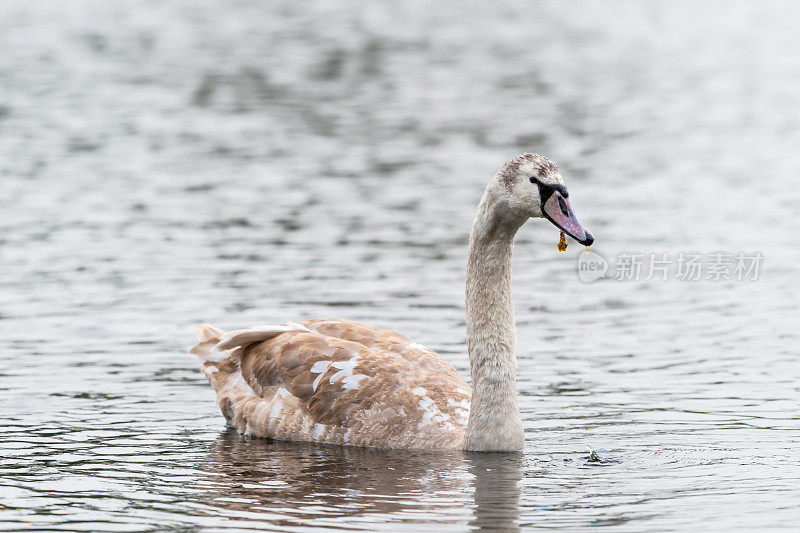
[464,187,526,451]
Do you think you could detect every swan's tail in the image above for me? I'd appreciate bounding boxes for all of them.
[190,324,246,425]
[189,322,312,426]
[189,321,313,389]
[189,324,239,392]
[189,324,227,360]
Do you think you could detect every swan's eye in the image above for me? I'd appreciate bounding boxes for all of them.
[529,176,538,184]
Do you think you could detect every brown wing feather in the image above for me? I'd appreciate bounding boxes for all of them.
[238,331,416,426]
[299,319,461,377]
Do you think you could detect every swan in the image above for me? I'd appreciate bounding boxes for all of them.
[190,153,594,451]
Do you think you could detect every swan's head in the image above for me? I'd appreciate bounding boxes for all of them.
[496,153,594,246]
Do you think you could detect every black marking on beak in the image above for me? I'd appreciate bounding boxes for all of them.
[557,195,570,217]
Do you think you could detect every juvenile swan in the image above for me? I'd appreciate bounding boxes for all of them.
[190,154,594,451]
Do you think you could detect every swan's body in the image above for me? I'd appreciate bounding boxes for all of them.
[191,154,593,451]
[192,319,471,449]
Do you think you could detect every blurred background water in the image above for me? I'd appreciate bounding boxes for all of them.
[1,0,799,531]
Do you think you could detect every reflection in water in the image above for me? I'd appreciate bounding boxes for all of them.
[468,453,522,532]
[200,430,522,530]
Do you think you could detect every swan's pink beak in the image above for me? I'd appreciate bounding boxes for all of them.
[542,191,594,246]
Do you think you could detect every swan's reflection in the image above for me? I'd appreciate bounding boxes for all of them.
[199,429,522,530]
[468,451,523,531]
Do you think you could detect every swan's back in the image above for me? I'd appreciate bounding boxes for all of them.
[191,319,471,450]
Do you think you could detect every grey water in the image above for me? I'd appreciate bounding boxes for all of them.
[1,0,799,531]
